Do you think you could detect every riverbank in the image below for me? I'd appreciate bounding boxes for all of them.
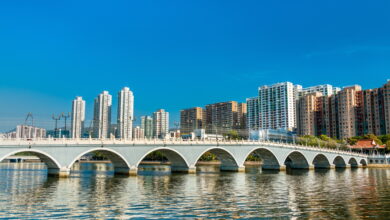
[367,164,390,168]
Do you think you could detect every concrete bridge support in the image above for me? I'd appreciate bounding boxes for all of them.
[48,167,71,178]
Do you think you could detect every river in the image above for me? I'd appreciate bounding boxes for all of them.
[1,163,390,219]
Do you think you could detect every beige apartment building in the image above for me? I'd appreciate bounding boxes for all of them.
[297,81,390,139]
[337,85,364,139]
[205,101,247,135]
[297,92,323,136]
[180,107,205,134]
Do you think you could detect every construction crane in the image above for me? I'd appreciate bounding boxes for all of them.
[61,112,70,137]
[52,114,61,138]
[24,112,34,126]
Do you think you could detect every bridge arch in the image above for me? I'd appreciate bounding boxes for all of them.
[68,148,131,174]
[243,148,281,170]
[312,154,331,169]
[195,147,240,171]
[348,157,359,167]
[333,156,347,168]
[0,149,61,170]
[360,159,368,166]
[136,147,190,172]
[284,151,310,169]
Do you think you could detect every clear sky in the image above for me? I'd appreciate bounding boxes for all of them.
[0,0,389,132]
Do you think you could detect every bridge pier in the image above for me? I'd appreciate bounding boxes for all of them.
[129,167,138,176]
[188,167,197,174]
[330,165,336,169]
[48,167,71,178]
[308,165,315,170]
[345,165,351,169]
[237,166,246,172]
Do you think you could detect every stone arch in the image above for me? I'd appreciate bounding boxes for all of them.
[284,151,310,169]
[195,147,240,171]
[333,156,347,168]
[360,159,368,166]
[0,149,61,170]
[348,158,359,167]
[312,154,331,169]
[68,148,131,175]
[137,147,190,172]
[243,148,281,170]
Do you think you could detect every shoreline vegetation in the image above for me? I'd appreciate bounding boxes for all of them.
[297,134,390,151]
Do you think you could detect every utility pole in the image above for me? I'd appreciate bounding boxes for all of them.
[52,114,61,138]
[61,112,70,138]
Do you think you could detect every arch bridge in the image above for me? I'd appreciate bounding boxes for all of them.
[0,139,368,177]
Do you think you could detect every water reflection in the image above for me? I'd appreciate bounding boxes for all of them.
[1,163,390,218]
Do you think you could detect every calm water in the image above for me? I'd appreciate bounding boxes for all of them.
[1,163,390,219]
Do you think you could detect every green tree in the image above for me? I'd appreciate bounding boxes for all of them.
[199,152,218,161]
[363,134,383,145]
[226,130,240,140]
[386,140,390,152]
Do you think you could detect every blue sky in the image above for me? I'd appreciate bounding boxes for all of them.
[0,0,389,132]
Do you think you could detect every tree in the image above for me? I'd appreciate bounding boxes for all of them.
[319,135,331,142]
[363,134,383,145]
[226,130,240,140]
[386,140,390,152]
[379,134,390,144]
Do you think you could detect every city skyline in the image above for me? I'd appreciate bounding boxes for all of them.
[0,79,388,134]
[0,1,389,132]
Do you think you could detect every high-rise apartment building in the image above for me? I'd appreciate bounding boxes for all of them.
[205,101,247,135]
[180,107,205,134]
[258,82,302,131]
[296,92,323,136]
[337,85,364,139]
[300,84,340,97]
[93,91,112,139]
[132,126,144,139]
[153,109,169,138]
[296,82,390,139]
[246,97,259,130]
[71,96,86,138]
[141,116,153,139]
[383,80,390,134]
[363,88,386,135]
[14,125,46,139]
[117,87,134,139]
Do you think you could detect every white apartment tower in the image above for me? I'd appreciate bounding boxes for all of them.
[117,87,134,139]
[300,84,341,97]
[153,109,169,139]
[93,91,112,139]
[71,96,86,138]
[258,82,302,131]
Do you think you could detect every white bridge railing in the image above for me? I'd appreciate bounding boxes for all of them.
[0,138,367,158]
